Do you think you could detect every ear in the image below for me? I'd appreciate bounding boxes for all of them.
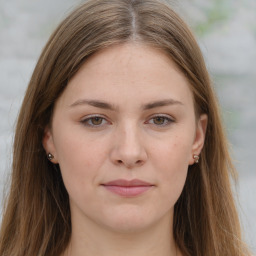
[189,114,208,165]
[42,126,59,164]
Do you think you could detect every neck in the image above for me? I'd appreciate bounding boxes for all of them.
[63,211,178,256]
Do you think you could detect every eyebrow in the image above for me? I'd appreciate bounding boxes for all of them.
[142,99,184,110]
[70,99,116,110]
[69,98,184,110]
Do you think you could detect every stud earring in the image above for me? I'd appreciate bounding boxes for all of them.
[47,153,54,161]
[193,154,200,163]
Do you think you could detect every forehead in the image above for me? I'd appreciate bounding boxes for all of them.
[77,43,185,82]
[57,43,194,109]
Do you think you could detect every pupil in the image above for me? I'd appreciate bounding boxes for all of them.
[92,117,102,125]
[154,117,164,124]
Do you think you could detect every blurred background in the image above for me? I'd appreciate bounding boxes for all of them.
[0,0,255,252]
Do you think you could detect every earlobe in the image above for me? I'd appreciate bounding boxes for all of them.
[42,126,58,164]
[189,114,208,165]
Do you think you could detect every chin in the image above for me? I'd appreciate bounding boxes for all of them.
[100,206,168,234]
[106,218,153,234]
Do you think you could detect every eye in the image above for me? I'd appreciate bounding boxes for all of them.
[80,115,110,127]
[146,115,174,127]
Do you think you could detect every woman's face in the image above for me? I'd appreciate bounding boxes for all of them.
[43,43,207,234]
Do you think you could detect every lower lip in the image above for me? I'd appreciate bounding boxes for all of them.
[102,185,153,197]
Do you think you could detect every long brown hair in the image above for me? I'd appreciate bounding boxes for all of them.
[0,0,251,255]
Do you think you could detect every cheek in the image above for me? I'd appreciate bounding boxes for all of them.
[153,134,193,169]
[55,138,108,213]
[55,126,107,168]
[151,135,192,200]
[53,129,109,192]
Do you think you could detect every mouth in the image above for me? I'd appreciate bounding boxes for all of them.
[101,179,155,197]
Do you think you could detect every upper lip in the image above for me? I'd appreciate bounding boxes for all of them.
[102,179,153,187]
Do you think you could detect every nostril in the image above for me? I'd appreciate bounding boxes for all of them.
[136,160,144,166]
[115,159,143,167]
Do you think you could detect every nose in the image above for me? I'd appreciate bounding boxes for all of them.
[110,124,148,169]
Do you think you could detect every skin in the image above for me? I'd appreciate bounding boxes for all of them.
[43,43,207,256]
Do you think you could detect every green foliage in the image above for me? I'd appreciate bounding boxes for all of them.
[195,0,232,37]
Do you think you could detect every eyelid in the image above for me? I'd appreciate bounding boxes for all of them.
[80,114,111,127]
[145,114,175,126]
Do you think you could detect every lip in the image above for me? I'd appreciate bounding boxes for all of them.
[101,179,154,197]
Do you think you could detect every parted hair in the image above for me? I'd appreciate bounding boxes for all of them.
[0,0,251,255]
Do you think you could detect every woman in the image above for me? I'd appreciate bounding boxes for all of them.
[0,0,251,255]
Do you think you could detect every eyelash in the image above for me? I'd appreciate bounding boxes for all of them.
[146,115,174,127]
[80,115,174,128]
[80,115,110,128]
